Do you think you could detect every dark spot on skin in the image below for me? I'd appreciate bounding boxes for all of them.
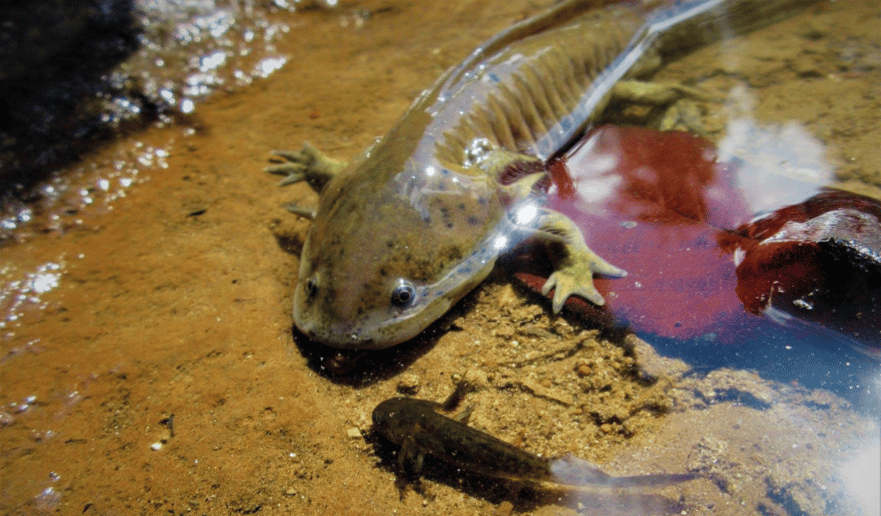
[386,240,395,248]
[458,202,466,211]
[468,216,480,225]
[439,206,454,229]
[477,196,488,206]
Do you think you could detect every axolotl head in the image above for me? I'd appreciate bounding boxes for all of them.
[292,159,503,349]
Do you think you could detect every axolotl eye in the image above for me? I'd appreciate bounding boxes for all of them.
[390,280,416,308]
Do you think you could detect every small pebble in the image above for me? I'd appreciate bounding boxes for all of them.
[346,427,362,439]
[396,374,420,395]
[150,442,163,451]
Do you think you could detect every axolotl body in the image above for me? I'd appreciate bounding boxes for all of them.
[372,395,697,488]
[268,0,817,348]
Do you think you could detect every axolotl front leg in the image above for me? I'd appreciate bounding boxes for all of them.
[265,142,345,218]
[486,149,627,312]
[533,208,626,311]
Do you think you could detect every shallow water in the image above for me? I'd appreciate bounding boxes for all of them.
[1,1,879,515]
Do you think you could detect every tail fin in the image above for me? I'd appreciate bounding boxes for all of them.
[549,454,699,488]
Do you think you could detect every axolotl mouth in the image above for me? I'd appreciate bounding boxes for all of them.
[292,296,450,350]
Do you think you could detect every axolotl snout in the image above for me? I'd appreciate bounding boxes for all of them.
[268,0,818,349]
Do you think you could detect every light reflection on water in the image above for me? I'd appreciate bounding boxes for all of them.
[718,92,835,215]
[135,0,296,109]
[814,426,876,516]
[0,137,178,242]
[841,429,881,516]
[1,0,303,242]
[0,258,65,331]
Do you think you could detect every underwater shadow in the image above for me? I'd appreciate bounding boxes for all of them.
[288,285,489,387]
[640,325,880,416]
[290,328,438,388]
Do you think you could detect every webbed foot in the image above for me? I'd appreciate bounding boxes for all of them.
[611,79,713,135]
[265,142,344,192]
[534,209,626,313]
[541,250,626,312]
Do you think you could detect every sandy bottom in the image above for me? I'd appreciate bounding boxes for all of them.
[1,1,879,515]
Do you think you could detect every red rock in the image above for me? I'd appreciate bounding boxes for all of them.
[514,126,881,353]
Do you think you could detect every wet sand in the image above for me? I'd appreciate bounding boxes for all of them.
[1,1,879,515]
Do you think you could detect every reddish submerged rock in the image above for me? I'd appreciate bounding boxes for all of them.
[720,189,881,346]
[515,125,881,353]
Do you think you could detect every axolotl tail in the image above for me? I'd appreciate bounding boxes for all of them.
[549,454,699,488]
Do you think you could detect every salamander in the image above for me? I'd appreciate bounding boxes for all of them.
[267,0,817,348]
[372,395,697,488]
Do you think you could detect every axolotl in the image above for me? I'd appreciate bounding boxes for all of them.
[267,0,817,348]
[372,395,697,489]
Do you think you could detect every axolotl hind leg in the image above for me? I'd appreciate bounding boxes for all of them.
[611,80,709,134]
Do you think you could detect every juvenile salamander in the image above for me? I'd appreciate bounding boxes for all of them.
[268,0,817,348]
[372,396,696,488]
